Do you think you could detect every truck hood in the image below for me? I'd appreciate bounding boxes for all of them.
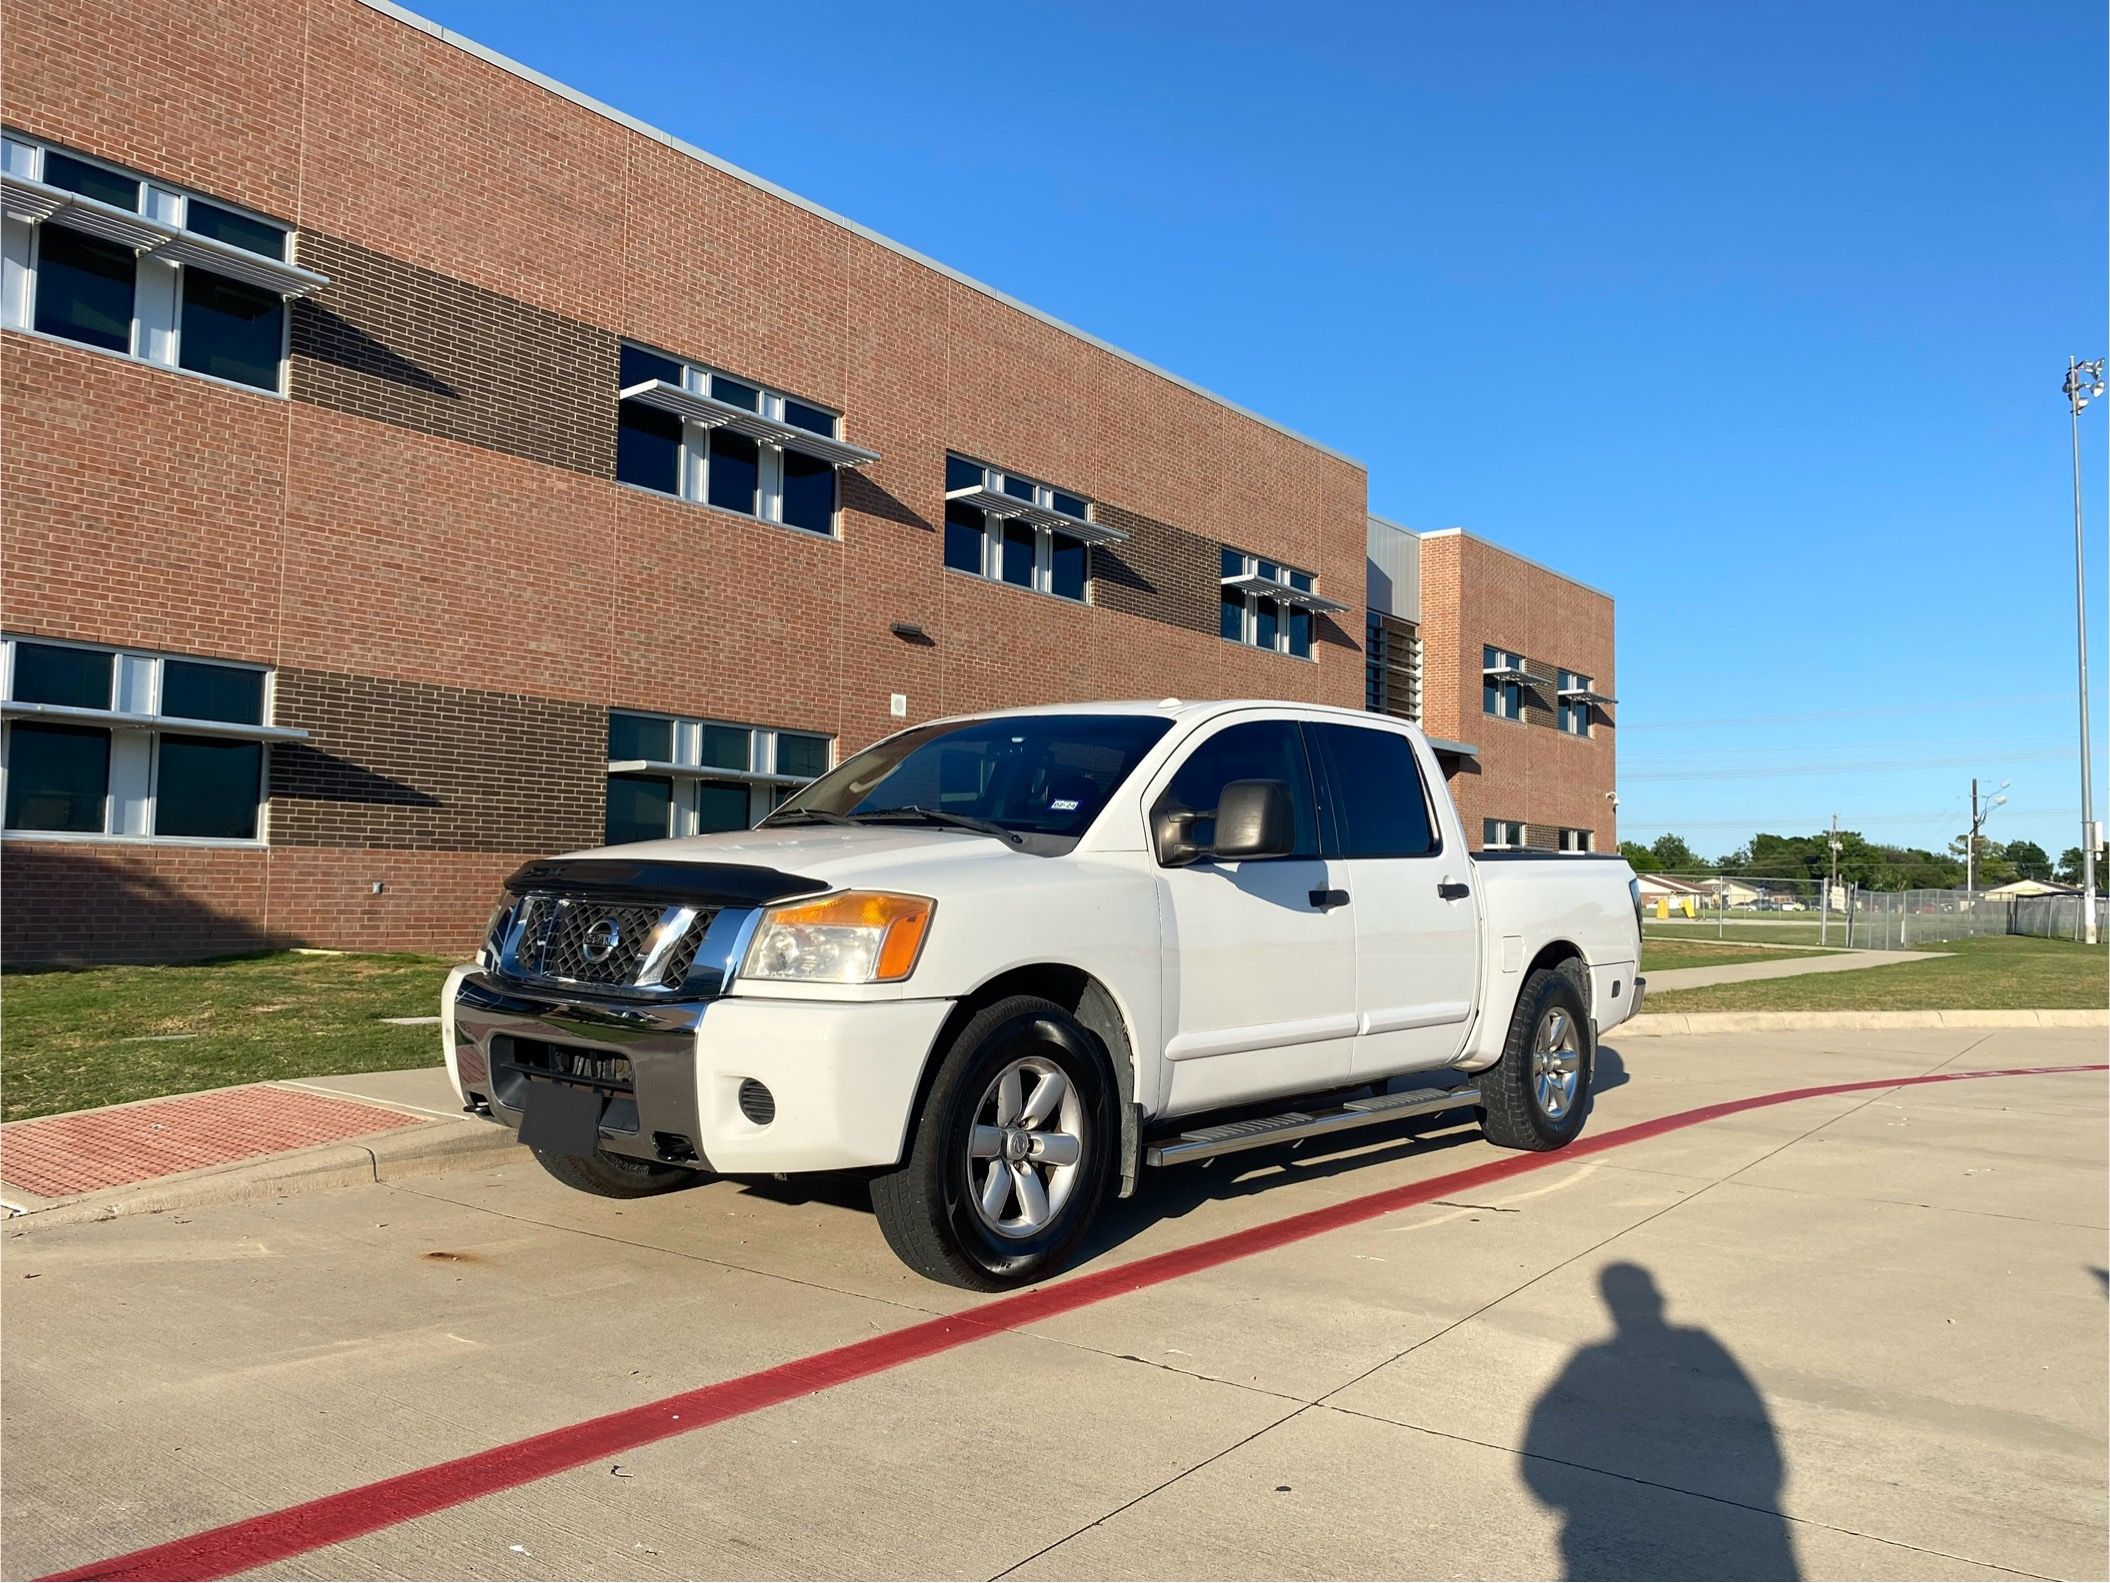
[540,824,1037,897]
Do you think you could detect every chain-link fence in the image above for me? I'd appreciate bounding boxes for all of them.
[1637,872,2105,948]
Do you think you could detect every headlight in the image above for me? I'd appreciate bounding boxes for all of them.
[479,889,520,969]
[741,891,934,985]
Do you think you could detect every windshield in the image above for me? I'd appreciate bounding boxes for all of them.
[768,714,1173,844]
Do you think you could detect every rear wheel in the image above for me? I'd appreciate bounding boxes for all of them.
[871,995,1114,1290]
[529,1145,697,1198]
[1479,964,1593,1151]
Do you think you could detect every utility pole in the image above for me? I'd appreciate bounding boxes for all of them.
[1965,778,2009,901]
[1967,778,1978,897]
[1826,814,1841,946]
[2063,357,2103,945]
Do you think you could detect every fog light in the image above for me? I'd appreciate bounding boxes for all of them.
[737,1079,775,1126]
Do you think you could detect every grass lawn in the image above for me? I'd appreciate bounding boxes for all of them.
[1646,934,2108,1013]
[2,951,453,1122]
[1641,938,1836,972]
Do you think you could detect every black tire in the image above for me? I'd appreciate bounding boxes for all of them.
[870,995,1116,1291]
[1479,963,1594,1151]
[529,1144,697,1198]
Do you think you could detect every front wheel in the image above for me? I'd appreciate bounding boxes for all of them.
[870,996,1115,1290]
[1479,965,1594,1151]
[529,1144,698,1198]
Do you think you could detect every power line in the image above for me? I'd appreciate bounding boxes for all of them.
[1622,748,2078,782]
[1620,733,2073,764]
[1620,692,2066,732]
[1617,805,2070,831]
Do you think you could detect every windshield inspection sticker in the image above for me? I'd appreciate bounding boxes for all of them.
[1050,798,1081,812]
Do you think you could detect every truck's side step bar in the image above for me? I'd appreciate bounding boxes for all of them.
[1144,1083,1481,1168]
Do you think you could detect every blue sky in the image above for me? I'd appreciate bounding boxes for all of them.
[413,0,2107,863]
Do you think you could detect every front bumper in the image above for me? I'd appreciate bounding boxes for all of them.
[444,968,955,1174]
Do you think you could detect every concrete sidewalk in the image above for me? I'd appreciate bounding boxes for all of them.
[3,1027,2101,1581]
[0,1067,509,1226]
[1645,947,1929,992]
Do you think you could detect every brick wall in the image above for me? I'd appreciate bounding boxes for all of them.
[289,232,618,478]
[0,0,1375,963]
[269,670,605,852]
[1419,532,1617,852]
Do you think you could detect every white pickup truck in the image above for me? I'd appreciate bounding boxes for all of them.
[442,700,1643,1289]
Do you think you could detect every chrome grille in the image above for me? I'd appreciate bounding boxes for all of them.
[543,901,666,984]
[504,896,719,993]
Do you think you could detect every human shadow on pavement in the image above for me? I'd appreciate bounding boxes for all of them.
[1522,1262,1800,1580]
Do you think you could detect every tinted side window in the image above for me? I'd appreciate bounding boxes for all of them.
[1157,721,1318,860]
[1311,723,1438,858]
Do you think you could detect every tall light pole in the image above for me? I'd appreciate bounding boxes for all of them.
[2064,357,2104,945]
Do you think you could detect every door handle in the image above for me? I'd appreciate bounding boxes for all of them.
[1308,888,1351,910]
[1437,879,1471,901]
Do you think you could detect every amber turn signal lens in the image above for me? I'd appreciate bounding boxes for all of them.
[746,891,935,983]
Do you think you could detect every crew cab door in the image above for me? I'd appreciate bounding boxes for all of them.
[1307,721,1480,1078]
[1149,717,1358,1114]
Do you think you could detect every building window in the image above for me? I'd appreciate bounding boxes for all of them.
[1483,646,1526,719]
[1558,670,1593,736]
[2,135,322,394]
[615,343,871,535]
[1558,827,1593,853]
[942,453,1101,603]
[1,636,287,842]
[1484,818,1525,850]
[605,709,833,844]
[1221,549,1339,659]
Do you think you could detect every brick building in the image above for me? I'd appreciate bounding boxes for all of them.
[1373,523,1619,851]
[0,0,1613,964]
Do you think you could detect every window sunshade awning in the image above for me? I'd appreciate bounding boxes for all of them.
[944,484,1128,546]
[620,379,880,468]
[0,700,310,742]
[1,173,329,298]
[1482,663,1535,685]
[1221,571,1348,614]
[1557,685,1617,706]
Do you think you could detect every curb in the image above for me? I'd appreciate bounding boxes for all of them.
[1617,1009,2110,1037]
[1,1113,514,1231]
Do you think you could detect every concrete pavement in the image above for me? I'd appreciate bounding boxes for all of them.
[2,1028,2103,1581]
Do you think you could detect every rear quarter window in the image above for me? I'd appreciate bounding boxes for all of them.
[1310,722,1440,858]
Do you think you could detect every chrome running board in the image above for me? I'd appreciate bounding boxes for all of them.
[1144,1083,1480,1168]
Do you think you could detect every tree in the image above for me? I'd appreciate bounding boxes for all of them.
[1646,833,1710,875]
[1618,840,1656,871]
[2005,839,2051,879]
[2055,844,2108,884]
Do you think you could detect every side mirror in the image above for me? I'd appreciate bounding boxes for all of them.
[1211,779,1294,861]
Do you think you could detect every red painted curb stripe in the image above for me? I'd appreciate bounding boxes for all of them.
[48,1062,2106,1582]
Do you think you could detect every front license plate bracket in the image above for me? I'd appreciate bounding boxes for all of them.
[518,1080,604,1157]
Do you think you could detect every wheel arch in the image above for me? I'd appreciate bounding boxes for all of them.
[1524,939,1592,1013]
[907,963,1144,1198]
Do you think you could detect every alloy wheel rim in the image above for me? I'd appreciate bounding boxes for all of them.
[1531,1007,1582,1120]
[965,1054,1085,1240]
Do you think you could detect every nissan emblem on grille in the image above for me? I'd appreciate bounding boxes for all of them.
[581,916,622,964]
[505,896,720,992]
